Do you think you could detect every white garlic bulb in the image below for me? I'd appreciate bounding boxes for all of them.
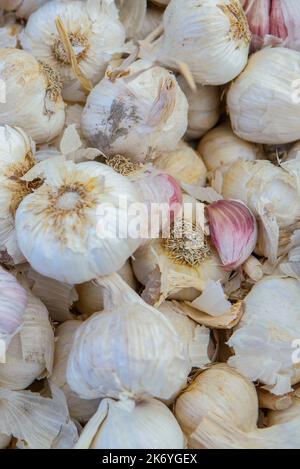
[51,320,101,424]
[76,398,185,449]
[154,140,207,186]
[0,291,54,390]
[81,61,188,162]
[67,273,190,401]
[132,195,228,304]
[228,47,300,144]
[0,125,37,265]
[177,76,220,140]
[0,0,47,18]
[116,0,147,39]
[228,277,300,395]
[20,0,126,96]
[198,122,258,174]
[150,0,250,85]
[221,160,300,228]
[158,301,211,368]
[0,49,65,144]
[136,5,163,41]
[15,157,142,284]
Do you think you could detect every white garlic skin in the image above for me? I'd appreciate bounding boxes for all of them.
[81,63,188,162]
[0,49,65,144]
[154,0,250,85]
[177,76,220,140]
[20,0,126,89]
[228,47,300,144]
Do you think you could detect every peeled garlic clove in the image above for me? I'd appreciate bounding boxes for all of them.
[206,199,258,271]
[158,301,210,368]
[15,157,142,284]
[154,141,207,187]
[51,320,100,424]
[177,76,220,140]
[76,397,185,449]
[20,0,126,92]
[198,122,258,175]
[67,273,190,401]
[151,0,250,86]
[0,291,54,390]
[0,49,65,144]
[228,276,300,395]
[228,47,300,144]
[81,61,188,162]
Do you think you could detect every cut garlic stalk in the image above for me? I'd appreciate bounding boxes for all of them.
[81,61,188,162]
[67,273,190,401]
[0,49,65,144]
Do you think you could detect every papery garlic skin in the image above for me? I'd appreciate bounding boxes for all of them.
[81,62,188,162]
[15,158,142,284]
[228,277,300,395]
[0,49,65,144]
[206,199,258,270]
[1,0,47,18]
[0,125,37,264]
[51,320,100,424]
[198,123,257,175]
[67,274,190,401]
[20,0,126,92]
[154,141,207,186]
[152,0,250,86]
[177,76,220,140]
[228,47,300,144]
[76,398,185,449]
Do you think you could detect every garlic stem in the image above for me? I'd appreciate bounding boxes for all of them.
[258,388,293,411]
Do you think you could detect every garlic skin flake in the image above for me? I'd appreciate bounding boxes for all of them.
[15,157,142,284]
[0,49,65,144]
[228,277,300,395]
[228,47,300,144]
[152,0,250,86]
[20,0,126,92]
[81,62,188,162]
[67,274,190,401]
[0,125,37,265]
[76,398,185,449]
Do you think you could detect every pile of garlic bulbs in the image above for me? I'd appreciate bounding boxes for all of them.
[0,0,299,450]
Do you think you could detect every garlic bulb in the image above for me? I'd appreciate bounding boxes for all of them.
[221,160,300,228]
[228,47,300,144]
[0,0,47,18]
[0,49,65,144]
[228,277,300,395]
[177,76,220,140]
[198,123,258,175]
[287,141,300,161]
[149,0,250,86]
[15,157,142,284]
[0,290,54,390]
[81,61,188,162]
[0,17,22,48]
[136,5,163,41]
[76,397,185,449]
[116,0,147,39]
[0,125,38,265]
[20,0,126,94]
[0,433,11,449]
[154,141,207,187]
[175,363,300,448]
[75,260,138,316]
[158,301,210,368]
[51,320,101,423]
[132,195,228,304]
[67,273,190,401]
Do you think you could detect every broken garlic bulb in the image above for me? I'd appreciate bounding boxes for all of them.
[67,273,190,401]
[20,0,126,94]
[150,0,250,85]
[0,48,65,144]
[81,61,188,162]
[76,398,185,449]
[0,291,54,391]
[177,76,220,140]
[15,157,142,284]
